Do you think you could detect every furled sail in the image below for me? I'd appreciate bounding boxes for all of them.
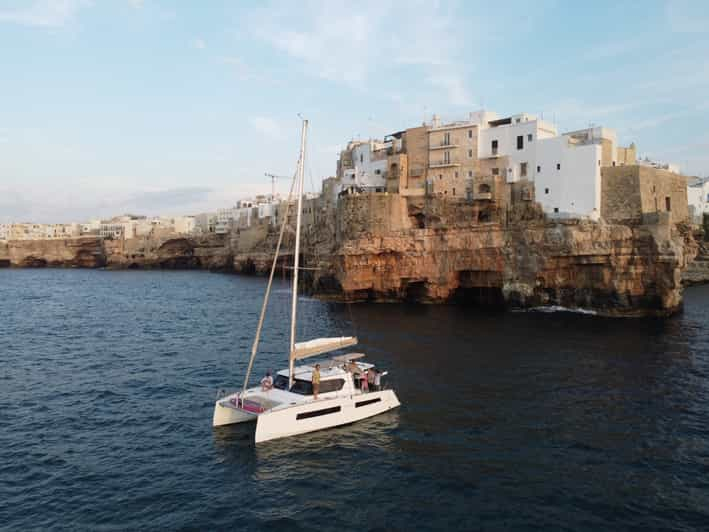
[291,336,358,360]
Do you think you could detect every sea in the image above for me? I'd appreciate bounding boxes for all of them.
[1,268,709,531]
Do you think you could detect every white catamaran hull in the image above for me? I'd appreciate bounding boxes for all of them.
[212,389,400,443]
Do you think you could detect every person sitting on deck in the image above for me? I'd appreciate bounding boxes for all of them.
[260,371,273,391]
[312,364,321,400]
[360,369,369,392]
[368,368,376,391]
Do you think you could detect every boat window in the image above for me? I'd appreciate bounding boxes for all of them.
[318,379,345,393]
[273,375,289,390]
[289,379,313,395]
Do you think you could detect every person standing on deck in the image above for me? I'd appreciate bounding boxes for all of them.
[312,364,321,400]
[361,369,369,392]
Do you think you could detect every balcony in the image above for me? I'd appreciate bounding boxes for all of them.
[429,159,462,168]
[430,143,459,150]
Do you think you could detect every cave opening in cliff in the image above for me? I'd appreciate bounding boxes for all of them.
[454,270,505,308]
[404,281,428,302]
[451,286,506,308]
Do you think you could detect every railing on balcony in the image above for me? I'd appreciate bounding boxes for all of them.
[429,159,462,168]
[430,142,459,150]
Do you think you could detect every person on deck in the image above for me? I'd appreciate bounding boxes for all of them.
[312,364,321,400]
[260,371,273,391]
[374,369,382,391]
[360,369,369,392]
[368,368,376,391]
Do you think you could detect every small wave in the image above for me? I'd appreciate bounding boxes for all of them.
[515,305,598,316]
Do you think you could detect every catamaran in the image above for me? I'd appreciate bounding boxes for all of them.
[212,119,400,443]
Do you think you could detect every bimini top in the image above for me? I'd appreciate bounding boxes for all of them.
[292,336,358,360]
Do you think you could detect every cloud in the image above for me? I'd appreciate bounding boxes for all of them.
[218,56,258,81]
[665,0,709,32]
[249,116,282,139]
[128,0,144,8]
[191,38,206,50]
[426,75,473,107]
[0,0,92,28]
[249,0,475,107]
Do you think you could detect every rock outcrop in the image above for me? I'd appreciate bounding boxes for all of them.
[0,238,106,268]
[0,235,232,271]
[231,194,694,317]
[104,235,232,270]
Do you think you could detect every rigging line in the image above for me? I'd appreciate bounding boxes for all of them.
[241,169,298,396]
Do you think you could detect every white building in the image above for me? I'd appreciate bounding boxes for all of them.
[534,134,603,219]
[688,177,709,222]
[478,113,559,183]
[476,113,616,220]
[194,213,217,234]
[172,216,195,235]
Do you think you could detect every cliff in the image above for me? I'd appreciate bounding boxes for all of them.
[0,238,106,268]
[230,194,694,317]
[1,194,697,317]
[0,235,231,271]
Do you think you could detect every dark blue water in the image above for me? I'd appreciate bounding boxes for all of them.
[2,269,709,531]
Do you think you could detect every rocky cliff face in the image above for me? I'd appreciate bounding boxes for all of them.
[0,238,106,268]
[0,235,232,271]
[104,235,232,270]
[277,195,693,317]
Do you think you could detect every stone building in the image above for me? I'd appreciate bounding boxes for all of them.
[601,165,689,224]
[385,126,428,196]
[426,114,480,198]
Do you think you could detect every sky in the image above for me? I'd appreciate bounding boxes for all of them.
[1,0,709,223]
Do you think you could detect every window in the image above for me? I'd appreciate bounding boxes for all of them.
[598,160,601,167]
[556,163,561,170]
[492,167,499,176]
[528,134,533,142]
[468,129,473,138]
[455,171,459,178]
[439,174,442,180]
[468,149,473,158]
[356,398,381,408]
[521,162,528,177]
[453,188,456,195]
[517,135,524,150]
[276,377,313,395]
[545,188,549,194]
[515,118,521,123]
[537,165,541,173]
[491,139,498,155]
[374,169,381,175]
[554,208,559,213]
[443,132,451,145]
[296,406,341,420]
[360,154,363,163]
[468,171,473,177]
[665,197,671,211]
[444,151,451,164]
[318,379,345,393]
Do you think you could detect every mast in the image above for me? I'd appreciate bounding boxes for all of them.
[289,118,308,388]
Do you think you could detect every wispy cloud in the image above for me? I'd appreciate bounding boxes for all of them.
[665,0,709,33]
[218,56,258,81]
[191,38,206,50]
[0,0,92,28]
[127,0,144,9]
[249,0,475,107]
[249,116,282,140]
